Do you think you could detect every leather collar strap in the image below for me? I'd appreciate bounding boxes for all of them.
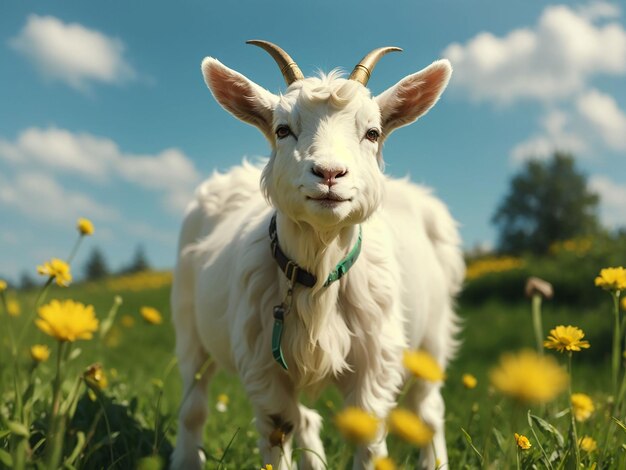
[269,214,362,288]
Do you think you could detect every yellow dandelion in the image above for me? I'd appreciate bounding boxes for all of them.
[120,314,135,328]
[36,299,99,342]
[403,350,445,382]
[595,267,626,291]
[0,279,7,292]
[462,373,477,389]
[514,433,531,450]
[104,326,121,348]
[216,393,229,413]
[7,299,21,317]
[84,363,108,390]
[37,258,72,287]
[374,456,397,470]
[30,344,50,362]
[544,325,590,353]
[490,349,568,403]
[77,217,94,236]
[261,465,273,470]
[335,407,379,444]
[388,409,434,447]
[571,393,595,422]
[140,306,163,325]
[579,436,597,452]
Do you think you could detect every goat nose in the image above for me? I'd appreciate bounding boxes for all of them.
[311,165,348,186]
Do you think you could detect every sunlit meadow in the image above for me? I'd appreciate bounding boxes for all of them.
[1,222,626,469]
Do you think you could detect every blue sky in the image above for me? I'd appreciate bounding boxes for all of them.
[1,0,625,282]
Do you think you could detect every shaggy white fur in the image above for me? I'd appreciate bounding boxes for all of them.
[170,52,464,470]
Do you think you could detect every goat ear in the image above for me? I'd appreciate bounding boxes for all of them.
[202,57,279,142]
[376,59,451,138]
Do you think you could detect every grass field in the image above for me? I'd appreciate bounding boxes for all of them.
[2,270,622,469]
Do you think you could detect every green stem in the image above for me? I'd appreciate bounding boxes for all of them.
[527,410,554,470]
[2,293,23,422]
[1,292,18,357]
[16,276,54,348]
[336,443,352,470]
[568,352,581,468]
[531,294,544,356]
[45,341,67,469]
[516,447,521,470]
[66,235,83,265]
[612,291,621,398]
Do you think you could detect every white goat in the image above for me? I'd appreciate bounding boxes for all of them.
[171,41,464,470]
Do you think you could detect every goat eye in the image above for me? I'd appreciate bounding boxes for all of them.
[365,128,380,143]
[276,125,292,140]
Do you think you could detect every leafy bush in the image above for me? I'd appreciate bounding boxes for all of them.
[462,233,626,307]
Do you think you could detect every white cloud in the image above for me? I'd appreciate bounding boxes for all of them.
[576,89,626,150]
[510,110,588,162]
[577,0,621,20]
[116,149,201,212]
[444,3,626,104]
[0,127,201,213]
[0,127,115,178]
[589,175,626,227]
[10,14,135,91]
[0,172,118,223]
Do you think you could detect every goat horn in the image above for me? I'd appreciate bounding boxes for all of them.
[349,47,403,86]
[246,40,304,86]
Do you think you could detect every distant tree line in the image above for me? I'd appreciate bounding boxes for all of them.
[10,245,153,289]
[492,152,602,255]
[83,245,151,281]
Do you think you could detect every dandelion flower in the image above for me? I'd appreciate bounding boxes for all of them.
[403,350,445,382]
[7,299,21,317]
[77,218,94,236]
[216,393,229,413]
[578,436,597,452]
[462,373,477,389]
[374,457,397,470]
[514,433,531,450]
[120,314,135,328]
[335,407,379,444]
[36,299,99,342]
[261,465,273,470]
[388,409,434,447]
[571,393,594,422]
[525,277,553,299]
[37,258,72,287]
[140,306,162,325]
[0,279,7,292]
[490,349,568,403]
[84,363,108,390]
[30,344,50,362]
[544,325,590,353]
[595,267,626,291]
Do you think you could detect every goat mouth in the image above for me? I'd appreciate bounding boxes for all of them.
[307,195,351,208]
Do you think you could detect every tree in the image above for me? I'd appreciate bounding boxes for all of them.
[84,247,110,281]
[492,152,600,255]
[19,272,36,290]
[121,245,150,274]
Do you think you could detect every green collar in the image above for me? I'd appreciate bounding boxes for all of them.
[270,214,362,369]
[269,214,362,288]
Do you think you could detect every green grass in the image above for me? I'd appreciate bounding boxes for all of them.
[1,278,621,469]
